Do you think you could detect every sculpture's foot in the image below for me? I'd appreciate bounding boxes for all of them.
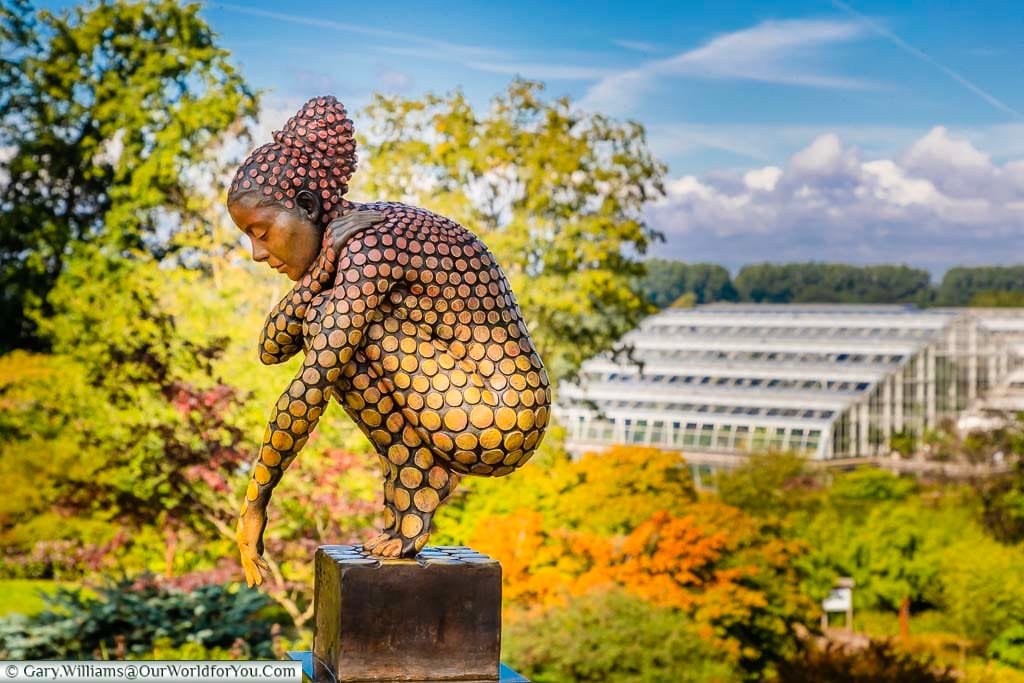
[364,531,392,553]
[364,525,431,558]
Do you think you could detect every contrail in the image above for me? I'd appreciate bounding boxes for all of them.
[831,0,1024,121]
[209,2,505,60]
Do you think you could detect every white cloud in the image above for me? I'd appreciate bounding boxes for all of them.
[744,166,782,191]
[646,127,1024,270]
[582,19,876,115]
[789,133,857,176]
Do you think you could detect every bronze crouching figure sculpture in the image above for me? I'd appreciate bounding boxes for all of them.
[227,96,551,586]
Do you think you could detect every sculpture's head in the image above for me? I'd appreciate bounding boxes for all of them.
[227,96,357,280]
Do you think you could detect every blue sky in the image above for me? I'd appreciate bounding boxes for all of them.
[44,0,1024,270]
[202,1,1024,169]
[196,0,1024,272]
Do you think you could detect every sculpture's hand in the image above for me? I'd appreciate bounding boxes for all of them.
[236,503,270,588]
[323,209,386,250]
[258,209,386,366]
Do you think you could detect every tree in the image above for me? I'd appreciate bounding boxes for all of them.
[0,245,384,627]
[546,446,697,536]
[353,79,667,381]
[0,256,252,578]
[937,267,1024,306]
[734,263,932,305]
[0,0,257,349]
[612,506,812,679]
[989,625,1024,671]
[971,291,1024,308]
[715,453,821,519]
[472,501,811,681]
[638,258,737,309]
[433,443,697,545]
[939,534,1024,645]
[800,501,967,636]
[977,461,1024,544]
[827,468,917,510]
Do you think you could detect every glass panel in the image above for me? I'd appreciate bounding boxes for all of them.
[650,420,665,444]
[734,425,750,451]
[752,426,769,450]
[631,419,648,444]
[683,423,698,447]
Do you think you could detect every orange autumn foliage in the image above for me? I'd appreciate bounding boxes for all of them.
[472,499,811,666]
[471,511,614,613]
[615,509,737,610]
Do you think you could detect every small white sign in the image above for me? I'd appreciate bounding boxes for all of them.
[822,587,852,612]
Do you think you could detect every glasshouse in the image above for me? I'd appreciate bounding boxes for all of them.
[555,304,1024,472]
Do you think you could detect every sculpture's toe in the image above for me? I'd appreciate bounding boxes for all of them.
[376,538,403,557]
[364,531,391,552]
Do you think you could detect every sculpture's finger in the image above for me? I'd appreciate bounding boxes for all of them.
[242,552,264,587]
[242,558,254,587]
[326,210,386,242]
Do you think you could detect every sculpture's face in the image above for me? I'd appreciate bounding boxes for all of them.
[228,196,321,281]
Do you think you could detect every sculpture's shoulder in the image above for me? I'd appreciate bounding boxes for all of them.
[354,201,482,248]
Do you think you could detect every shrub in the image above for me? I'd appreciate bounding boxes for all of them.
[0,576,275,659]
[776,639,956,683]
[504,588,736,683]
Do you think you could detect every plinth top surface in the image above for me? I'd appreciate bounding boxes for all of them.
[318,544,498,567]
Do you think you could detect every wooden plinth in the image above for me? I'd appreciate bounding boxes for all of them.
[312,545,502,682]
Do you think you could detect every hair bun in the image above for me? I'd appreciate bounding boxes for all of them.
[229,95,357,220]
[273,95,357,186]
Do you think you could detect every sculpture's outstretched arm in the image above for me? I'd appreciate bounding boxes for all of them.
[257,210,385,365]
[237,225,393,587]
[236,343,332,586]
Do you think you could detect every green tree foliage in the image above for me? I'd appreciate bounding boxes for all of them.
[0,0,257,349]
[971,291,1024,308]
[977,463,1024,544]
[353,79,666,382]
[827,468,917,510]
[734,263,933,305]
[0,249,382,625]
[504,588,737,683]
[0,578,275,659]
[989,626,1024,671]
[939,534,1024,644]
[714,452,820,519]
[937,267,1024,307]
[0,256,252,575]
[840,504,946,613]
[638,258,737,309]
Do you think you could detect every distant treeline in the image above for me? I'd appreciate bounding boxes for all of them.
[639,261,1024,309]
